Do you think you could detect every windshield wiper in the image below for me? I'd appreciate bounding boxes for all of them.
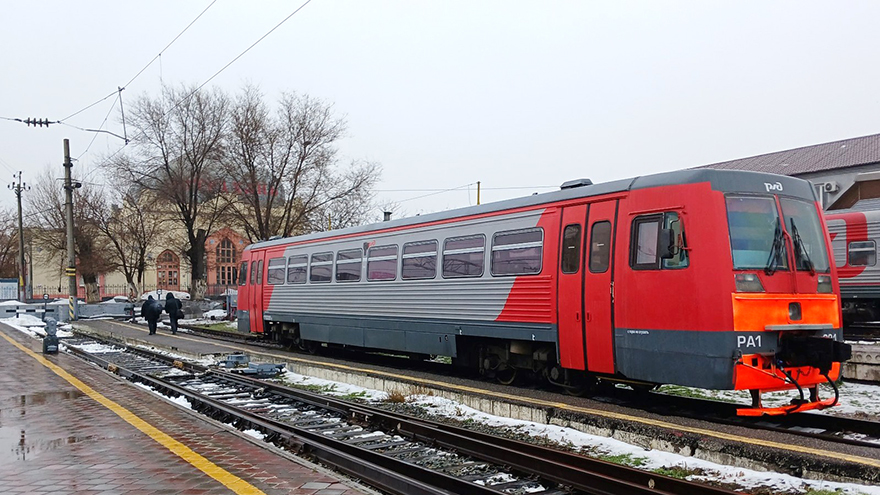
[764,218,784,275]
[789,218,816,275]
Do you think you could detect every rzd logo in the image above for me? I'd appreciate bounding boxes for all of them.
[764,182,783,192]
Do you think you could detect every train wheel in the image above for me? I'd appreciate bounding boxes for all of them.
[496,366,517,385]
[303,340,321,355]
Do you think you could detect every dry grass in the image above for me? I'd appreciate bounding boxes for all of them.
[383,384,435,403]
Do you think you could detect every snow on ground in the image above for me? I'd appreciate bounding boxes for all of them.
[270,374,880,495]
[659,381,880,419]
[139,289,191,301]
[202,309,228,320]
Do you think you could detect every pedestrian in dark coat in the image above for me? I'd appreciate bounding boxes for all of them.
[141,295,161,335]
[164,292,183,335]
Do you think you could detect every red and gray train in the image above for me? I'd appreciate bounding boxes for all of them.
[826,209,880,324]
[237,169,851,415]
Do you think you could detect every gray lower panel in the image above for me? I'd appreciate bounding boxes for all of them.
[274,313,556,358]
[614,327,845,390]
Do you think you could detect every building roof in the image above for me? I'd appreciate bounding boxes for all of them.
[698,133,880,175]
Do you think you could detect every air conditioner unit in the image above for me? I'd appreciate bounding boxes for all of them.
[823,181,840,193]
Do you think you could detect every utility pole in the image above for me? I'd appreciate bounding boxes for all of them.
[7,171,29,302]
[63,139,81,320]
[476,181,481,205]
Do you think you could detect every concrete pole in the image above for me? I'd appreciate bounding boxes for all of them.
[9,171,27,302]
[476,181,481,205]
[63,139,77,320]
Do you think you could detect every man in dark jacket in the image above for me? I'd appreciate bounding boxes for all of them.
[141,295,162,335]
[164,292,183,335]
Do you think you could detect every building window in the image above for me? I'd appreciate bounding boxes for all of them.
[157,250,180,291]
[402,241,438,280]
[287,255,308,284]
[491,228,543,276]
[215,238,238,286]
[367,245,398,281]
[443,235,485,278]
[336,249,363,282]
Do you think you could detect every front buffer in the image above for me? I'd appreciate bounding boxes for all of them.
[732,293,852,416]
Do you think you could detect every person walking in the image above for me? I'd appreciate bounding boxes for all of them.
[164,292,183,335]
[142,295,161,335]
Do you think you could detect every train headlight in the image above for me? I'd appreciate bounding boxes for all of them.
[734,273,764,292]
[817,275,833,293]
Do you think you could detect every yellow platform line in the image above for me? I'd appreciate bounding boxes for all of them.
[0,330,267,495]
[116,321,880,468]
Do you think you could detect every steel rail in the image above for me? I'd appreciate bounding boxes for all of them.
[66,336,739,495]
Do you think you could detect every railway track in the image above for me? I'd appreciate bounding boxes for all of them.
[62,332,737,495]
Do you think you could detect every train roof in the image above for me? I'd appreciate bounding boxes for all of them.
[246,168,817,251]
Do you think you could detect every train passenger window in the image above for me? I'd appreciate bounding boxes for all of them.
[238,261,248,285]
[443,235,485,278]
[849,241,876,266]
[287,255,308,284]
[250,259,259,285]
[336,248,363,282]
[561,225,582,274]
[310,252,333,283]
[266,258,286,285]
[402,241,438,280]
[491,228,543,276]
[589,222,611,273]
[367,245,398,281]
[255,260,263,284]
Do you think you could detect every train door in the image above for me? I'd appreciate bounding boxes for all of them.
[557,204,588,370]
[584,200,617,374]
[248,251,265,334]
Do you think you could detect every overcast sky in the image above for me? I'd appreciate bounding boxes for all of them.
[1,1,878,221]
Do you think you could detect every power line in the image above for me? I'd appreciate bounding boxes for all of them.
[121,0,218,90]
[167,0,313,115]
[395,183,476,204]
[59,0,218,124]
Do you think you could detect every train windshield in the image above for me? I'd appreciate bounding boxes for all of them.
[726,196,789,270]
[779,198,830,273]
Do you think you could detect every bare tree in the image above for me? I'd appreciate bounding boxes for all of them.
[27,172,116,302]
[112,83,230,300]
[0,208,20,279]
[225,87,380,241]
[83,186,164,301]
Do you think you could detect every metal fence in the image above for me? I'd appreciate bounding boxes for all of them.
[32,283,237,301]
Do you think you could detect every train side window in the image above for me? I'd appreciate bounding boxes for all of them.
[310,252,333,283]
[367,245,398,281]
[443,235,486,278]
[589,221,611,273]
[402,240,438,280]
[255,260,263,284]
[630,214,663,270]
[266,258,286,285]
[662,212,688,269]
[561,225,582,274]
[491,228,543,276]
[239,261,248,285]
[336,248,363,282]
[250,259,259,284]
[287,255,308,284]
[849,240,876,266]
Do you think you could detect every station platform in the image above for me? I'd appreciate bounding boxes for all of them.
[0,323,370,495]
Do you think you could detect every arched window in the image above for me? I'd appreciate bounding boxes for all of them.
[215,238,238,286]
[157,250,180,291]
